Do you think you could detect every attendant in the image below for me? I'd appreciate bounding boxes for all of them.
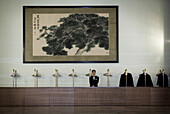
[137,69,153,87]
[119,69,134,87]
[156,69,168,87]
[89,69,99,87]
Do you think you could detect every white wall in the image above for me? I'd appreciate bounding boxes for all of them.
[0,0,169,87]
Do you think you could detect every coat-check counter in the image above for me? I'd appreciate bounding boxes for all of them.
[0,87,169,106]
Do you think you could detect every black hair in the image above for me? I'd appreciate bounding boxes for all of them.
[92,69,96,73]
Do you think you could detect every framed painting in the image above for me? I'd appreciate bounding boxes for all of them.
[23,6,119,63]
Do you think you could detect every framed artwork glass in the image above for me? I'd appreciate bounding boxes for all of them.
[23,6,119,63]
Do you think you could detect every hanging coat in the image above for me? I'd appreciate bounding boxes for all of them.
[119,73,134,87]
[156,73,168,87]
[137,73,153,87]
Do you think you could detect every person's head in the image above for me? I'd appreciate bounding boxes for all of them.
[92,69,96,76]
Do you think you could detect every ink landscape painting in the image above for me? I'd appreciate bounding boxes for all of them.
[33,13,109,56]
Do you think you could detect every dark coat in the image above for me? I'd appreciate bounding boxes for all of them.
[137,73,153,87]
[89,76,99,87]
[156,73,168,87]
[119,73,134,87]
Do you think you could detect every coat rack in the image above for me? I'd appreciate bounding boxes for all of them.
[162,69,165,87]
[85,69,92,76]
[103,69,112,87]
[143,69,147,87]
[124,69,128,87]
[52,69,61,87]
[11,69,18,87]
[32,69,41,87]
[69,69,78,87]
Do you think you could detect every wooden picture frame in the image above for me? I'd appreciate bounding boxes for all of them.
[23,6,119,63]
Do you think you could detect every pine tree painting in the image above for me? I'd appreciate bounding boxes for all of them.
[36,13,109,56]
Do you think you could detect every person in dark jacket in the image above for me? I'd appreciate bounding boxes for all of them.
[156,69,168,87]
[119,69,134,87]
[137,69,153,87]
[89,69,99,87]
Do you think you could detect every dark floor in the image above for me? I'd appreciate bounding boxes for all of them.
[0,106,170,114]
